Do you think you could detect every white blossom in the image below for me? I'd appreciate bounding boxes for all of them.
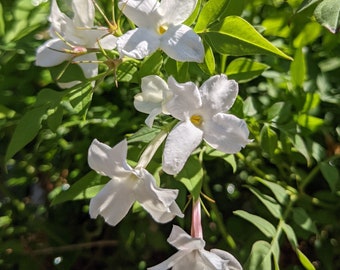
[117,0,204,62]
[148,225,243,270]
[88,139,183,226]
[36,0,116,87]
[163,75,251,175]
[134,75,173,127]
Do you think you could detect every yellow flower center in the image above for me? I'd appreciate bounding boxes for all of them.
[190,114,203,127]
[158,24,168,35]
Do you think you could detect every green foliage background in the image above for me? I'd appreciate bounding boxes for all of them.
[0,0,339,269]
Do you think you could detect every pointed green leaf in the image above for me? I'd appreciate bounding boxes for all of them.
[245,240,272,270]
[194,0,230,32]
[290,47,306,88]
[176,155,203,201]
[198,41,216,75]
[282,222,298,248]
[234,210,276,237]
[203,16,292,60]
[320,161,339,192]
[68,83,93,116]
[5,107,47,161]
[292,207,318,234]
[296,249,316,270]
[314,0,340,33]
[247,186,282,219]
[139,51,163,78]
[255,178,289,205]
[226,58,269,83]
[51,171,107,205]
[260,124,278,157]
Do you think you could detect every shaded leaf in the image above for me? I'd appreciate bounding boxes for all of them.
[234,210,276,238]
[292,207,318,233]
[245,240,272,270]
[320,161,339,192]
[260,124,278,157]
[226,58,269,83]
[255,178,289,205]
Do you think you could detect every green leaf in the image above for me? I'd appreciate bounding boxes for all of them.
[255,178,289,205]
[247,186,282,219]
[176,155,203,201]
[282,222,298,248]
[117,61,138,83]
[5,89,65,161]
[234,210,276,238]
[293,22,322,48]
[139,51,163,78]
[226,58,269,83]
[198,41,216,75]
[47,105,64,132]
[203,16,292,60]
[297,0,322,13]
[194,0,230,32]
[0,3,5,37]
[245,240,272,270]
[68,83,93,116]
[320,161,339,192]
[51,171,107,205]
[292,207,318,234]
[5,107,47,161]
[290,47,306,88]
[297,114,324,132]
[184,0,201,26]
[291,134,312,166]
[296,249,316,270]
[260,124,278,157]
[314,0,340,33]
[204,146,237,172]
[128,126,162,143]
[267,101,292,124]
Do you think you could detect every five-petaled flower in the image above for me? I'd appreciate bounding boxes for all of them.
[117,0,204,62]
[162,74,251,175]
[88,139,183,226]
[36,0,116,88]
[148,225,243,270]
[134,75,173,127]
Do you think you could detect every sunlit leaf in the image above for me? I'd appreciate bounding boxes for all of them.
[202,16,292,60]
[51,171,107,205]
[260,124,278,157]
[296,249,316,270]
[255,178,289,205]
[314,0,340,33]
[290,47,306,88]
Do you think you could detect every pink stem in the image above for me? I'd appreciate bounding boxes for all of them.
[191,199,203,238]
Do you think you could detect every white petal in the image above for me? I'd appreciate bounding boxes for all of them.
[162,121,203,175]
[161,24,204,63]
[134,75,167,114]
[158,0,197,25]
[97,34,117,50]
[35,39,72,67]
[117,28,160,59]
[199,249,229,269]
[203,113,250,154]
[72,0,94,27]
[74,53,98,79]
[147,250,190,270]
[168,225,205,250]
[135,169,183,223]
[210,249,243,270]
[200,74,239,114]
[88,139,131,177]
[49,0,71,35]
[89,178,135,226]
[119,0,160,28]
[144,108,162,127]
[166,76,201,121]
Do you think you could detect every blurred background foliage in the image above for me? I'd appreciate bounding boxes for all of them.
[0,0,339,269]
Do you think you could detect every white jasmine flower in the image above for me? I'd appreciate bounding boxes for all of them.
[163,75,251,175]
[148,225,243,270]
[134,75,173,127]
[117,0,204,62]
[36,0,116,87]
[88,139,183,226]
